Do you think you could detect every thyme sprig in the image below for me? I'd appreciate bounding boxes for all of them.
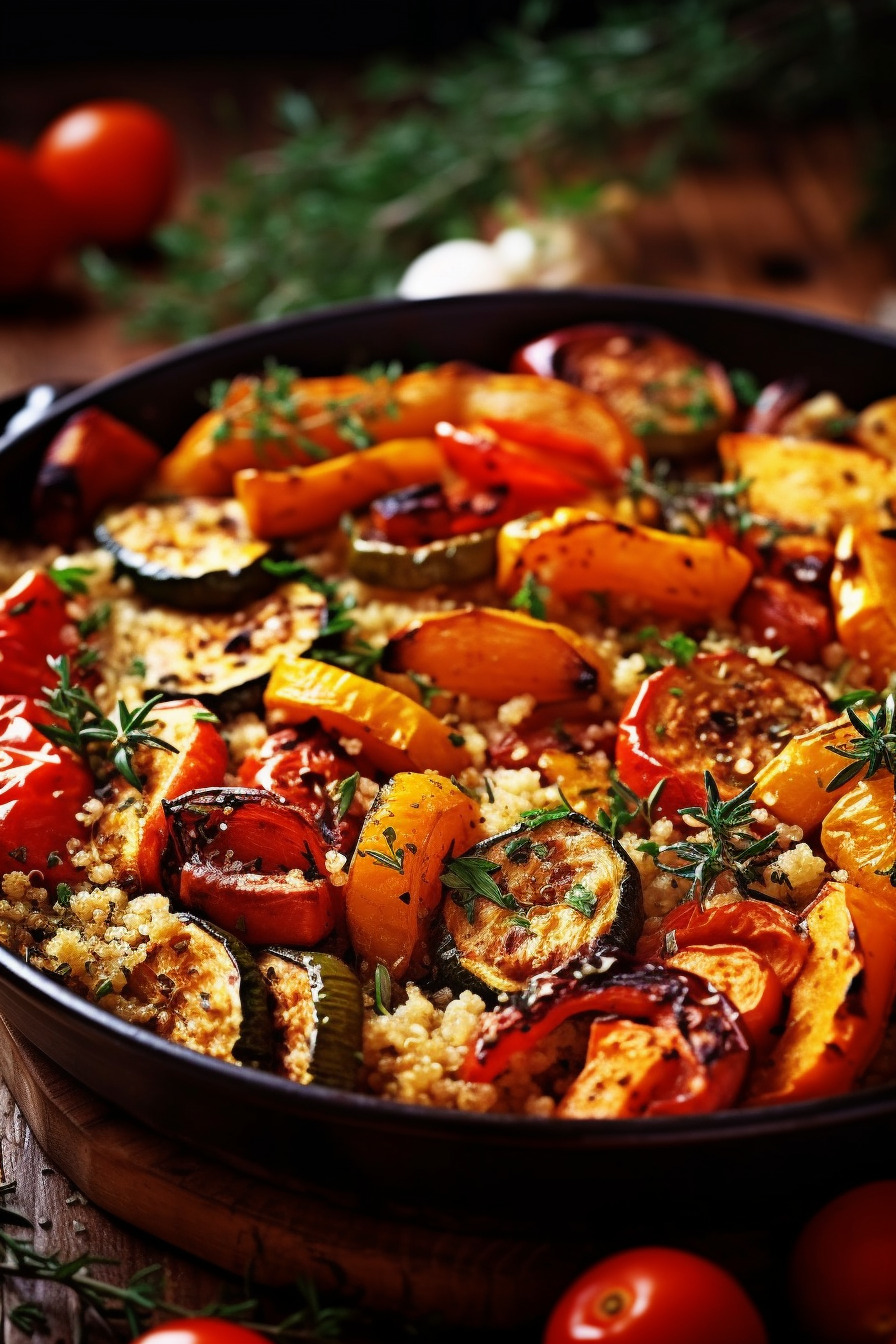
[825,694,896,791]
[208,359,401,462]
[653,771,780,904]
[596,771,666,840]
[625,458,755,536]
[37,656,178,790]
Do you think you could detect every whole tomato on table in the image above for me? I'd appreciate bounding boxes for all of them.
[0,143,69,294]
[33,100,177,246]
[544,1246,768,1344]
[133,1322,267,1344]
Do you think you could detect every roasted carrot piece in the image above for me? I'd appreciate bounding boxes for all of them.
[344,772,479,978]
[666,943,784,1056]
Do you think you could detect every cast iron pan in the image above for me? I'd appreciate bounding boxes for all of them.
[1,288,895,1238]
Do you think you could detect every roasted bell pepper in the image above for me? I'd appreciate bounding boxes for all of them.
[665,943,784,1055]
[636,899,808,991]
[344,771,478,978]
[264,655,472,777]
[748,881,873,1105]
[752,713,855,830]
[736,575,834,664]
[462,953,750,1115]
[238,723,363,854]
[381,606,612,704]
[234,438,445,539]
[162,787,335,946]
[95,698,228,892]
[435,422,591,511]
[368,482,510,546]
[821,771,896,907]
[830,523,896,688]
[0,694,94,885]
[0,569,78,700]
[616,652,829,818]
[497,509,752,620]
[32,408,162,548]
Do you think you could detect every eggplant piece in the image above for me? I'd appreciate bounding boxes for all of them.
[129,912,273,1069]
[96,497,276,612]
[162,786,336,948]
[347,525,498,589]
[435,813,643,1001]
[108,581,325,717]
[257,948,362,1090]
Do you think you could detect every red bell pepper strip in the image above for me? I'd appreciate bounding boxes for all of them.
[0,570,77,700]
[435,422,590,513]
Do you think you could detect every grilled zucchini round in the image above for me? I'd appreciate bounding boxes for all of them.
[257,948,363,1090]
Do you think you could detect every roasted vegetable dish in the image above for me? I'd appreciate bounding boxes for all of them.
[2,324,896,1119]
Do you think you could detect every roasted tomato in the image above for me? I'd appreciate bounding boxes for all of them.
[512,323,735,458]
[0,569,77,700]
[238,723,363,852]
[162,787,335,946]
[544,1247,768,1344]
[637,899,808,991]
[615,652,830,817]
[736,575,834,663]
[0,694,94,885]
[462,952,750,1116]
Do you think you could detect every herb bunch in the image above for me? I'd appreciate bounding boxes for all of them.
[38,656,178,790]
[825,693,896,791]
[84,2,896,338]
[624,458,755,537]
[652,770,781,904]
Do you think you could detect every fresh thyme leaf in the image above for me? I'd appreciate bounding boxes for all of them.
[509,571,550,620]
[519,786,575,829]
[94,979,114,1001]
[596,771,666,839]
[407,670,443,709]
[193,709,220,724]
[625,458,756,537]
[830,687,879,712]
[9,1301,49,1335]
[508,914,532,929]
[129,657,147,678]
[825,694,896,791]
[359,825,405,872]
[48,565,95,597]
[373,963,392,1016]
[564,883,597,918]
[441,853,516,923]
[654,771,781,904]
[660,632,698,666]
[448,732,466,747]
[335,771,360,822]
[450,774,480,801]
[76,602,111,639]
[261,556,337,595]
[728,368,761,408]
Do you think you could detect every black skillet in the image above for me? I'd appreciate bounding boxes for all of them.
[0,288,894,1242]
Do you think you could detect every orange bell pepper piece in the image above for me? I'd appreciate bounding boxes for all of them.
[831,523,896,688]
[666,943,784,1056]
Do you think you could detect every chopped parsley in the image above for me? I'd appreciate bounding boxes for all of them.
[359,825,405,873]
[564,883,597,918]
[509,571,550,621]
[441,854,518,923]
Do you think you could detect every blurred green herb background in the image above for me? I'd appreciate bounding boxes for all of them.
[85,0,896,339]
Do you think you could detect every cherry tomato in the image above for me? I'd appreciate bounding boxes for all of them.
[790,1181,896,1344]
[544,1246,767,1344]
[0,143,69,294]
[736,575,833,663]
[33,100,177,245]
[133,1321,268,1344]
[0,569,78,700]
[615,651,830,817]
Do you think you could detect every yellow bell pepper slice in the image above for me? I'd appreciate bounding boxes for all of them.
[831,523,896,688]
[264,655,472,777]
[753,713,853,830]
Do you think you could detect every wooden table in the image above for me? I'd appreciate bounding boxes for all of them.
[2,60,896,1339]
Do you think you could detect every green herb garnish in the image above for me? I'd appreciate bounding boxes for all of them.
[596,772,666,840]
[441,853,518,923]
[728,368,761,408]
[509,571,550,621]
[359,825,405,873]
[519,787,574,829]
[373,963,393,1016]
[335,771,360,822]
[825,694,896,791]
[564,883,597,918]
[48,565,95,597]
[407,670,443,710]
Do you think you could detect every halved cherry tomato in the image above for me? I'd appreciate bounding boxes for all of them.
[0,695,94,884]
[637,900,808,991]
[33,100,177,246]
[238,724,363,853]
[462,954,750,1115]
[544,1246,768,1344]
[0,570,77,700]
[615,652,830,817]
[435,421,590,512]
[736,575,833,663]
[0,143,70,294]
[163,787,335,946]
[790,1181,896,1344]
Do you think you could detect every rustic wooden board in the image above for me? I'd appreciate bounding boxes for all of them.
[0,1015,583,1330]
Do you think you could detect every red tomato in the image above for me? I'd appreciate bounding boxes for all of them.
[133,1321,267,1344]
[790,1181,896,1344]
[0,570,77,700]
[0,695,94,884]
[544,1247,768,1344]
[0,143,69,294]
[33,101,177,246]
[736,575,833,663]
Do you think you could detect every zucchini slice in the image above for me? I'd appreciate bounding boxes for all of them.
[257,948,363,1090]
[436,814,643,1001]
[129,912,273,1068]
[108,581,326,716]
[96,497,276,612]
[348,525,498,589]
